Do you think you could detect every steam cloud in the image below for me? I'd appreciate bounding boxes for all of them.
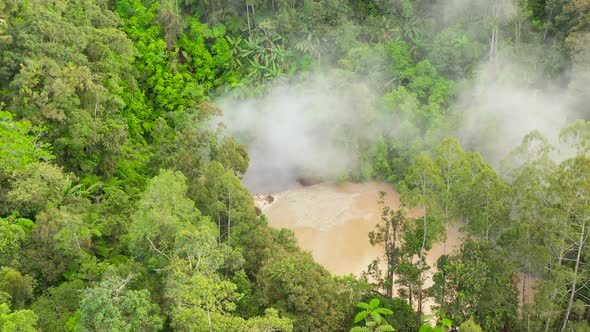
[216,58,588,193]
[454,58,583,163]
[216,76,372,193]
[440,0,589,162]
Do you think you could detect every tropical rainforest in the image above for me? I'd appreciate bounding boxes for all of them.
[0,0,590,331]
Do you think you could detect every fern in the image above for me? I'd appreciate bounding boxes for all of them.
[350,298,396,332]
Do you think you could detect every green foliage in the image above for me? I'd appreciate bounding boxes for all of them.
[241,308,293,332]
[194,161,257,245]
[127,169,211,269]
[458,318,483,332]
[0,268,34,311]
[0,304,38,332]
[5,162,75,217]
[0,218,31,268]
[361,296,421,331]
[31,280,85,332]
[1,0,135,177]
[426,25,483,79]
[75,274,163,332]
[430,240,518,331]
[0,110,53,175]
[350,298,395,332]
[368,136,394,181]
[257,251,349,332]
[366,192,407,297]
[418,312,454,332]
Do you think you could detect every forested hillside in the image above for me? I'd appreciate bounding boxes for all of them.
[0,0,589,331]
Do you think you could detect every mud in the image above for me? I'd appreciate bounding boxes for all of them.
[262,181,462,276]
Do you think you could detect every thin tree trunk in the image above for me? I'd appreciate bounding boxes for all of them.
[417,207,427,315]
[419,173,427,263]
[489,26,496,62]
[419,209,427,262]
[417,262,424,315]
[543,9,553,41]
[391,220,398,298]
[227,190,232,245]
[207,307,213,332]
[386,215,392,298]
[515,3,521,52]
[522,231,531,309]
[218,217,221,244]
[521,273,527,307]
[489,0,501,62]
[545,244,565,332]
[416,173,428,315]
[560,223,585,332]
[245,1,251,32]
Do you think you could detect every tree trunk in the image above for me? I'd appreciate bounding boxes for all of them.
[245,1,251,32]
[385,216,393,298]
[419,209,427,262]
[416,174,428,315]
[417,207,427,315]
[390,215,399,298]
[207,307,213,332]
[227,189,232,245]
[515,3,521,52]
[560,222,586,332]
[545,244,565,332]
[218,215,221,244]
[543,9,553,41]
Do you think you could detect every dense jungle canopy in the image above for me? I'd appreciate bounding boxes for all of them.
[1,0,590,331]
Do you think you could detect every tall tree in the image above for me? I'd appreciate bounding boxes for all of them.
[127,169,207,270]
[75,273,163,332]
[553,154,590,332]
[401,152,444,314]
[257,251,349,332]
[430,240,519,331]
[367,191,406,298]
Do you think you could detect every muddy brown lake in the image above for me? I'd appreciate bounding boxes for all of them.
[260,181,463,277]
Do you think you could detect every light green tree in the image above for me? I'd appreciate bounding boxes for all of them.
[31,280,85,332]
[128,169,208,269]
[5,162,75,217]
[458,319,483,332]
[401,153,444,314]
[366,191,406,297]
[0,110,52,176]
[429,240,519,331]
[0,218,32,268]
[0,268,34,311]
[0,303,38,332]
[257,251,348,331]
[499,131,557,326]
[75,274,163,332]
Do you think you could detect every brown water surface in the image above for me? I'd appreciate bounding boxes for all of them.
[264,181,460,276]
